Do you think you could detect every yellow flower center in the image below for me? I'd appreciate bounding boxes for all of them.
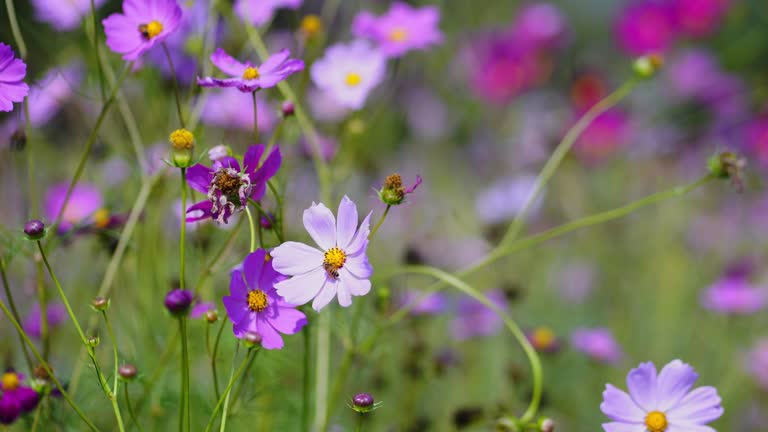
[645,411,668,432]
[532,327,555,348]
[139,20,164,39]
[301,15,323,37]
[389,28,408,42]
[247,290,268,312]
[1,372,19,391]
[169,128,195,150]
[242,67,260,80]
[94,208,110,229]
[323,247,346,278]
[345,72,362,87]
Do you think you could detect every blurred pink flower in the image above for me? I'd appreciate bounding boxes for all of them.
[234,0,302,27]
[614,0,677,55]
[573,109,632,162]
[672,0,730,38]
[201,90,276,131]
[450,289,508,341]
[571,327,623,364]
[701,265,767,315]
[352,2,443,58]
[511,2,567,50]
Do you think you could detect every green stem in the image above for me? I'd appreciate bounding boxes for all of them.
[499,78,639,248]
[101,311,120,395]
[110,393,127,432]
[37,263,49,361]
[266,182,285,242]
[301,321,311,432]
[163,42,186,129]
[245,207,257,253]
[211,317,227,401]
[180,169,188,289]
[89,0,106,102]
[252,91,260,144]
[367,205,391,240]
[202,346,254,432]
[3,0,27,58]
[196,216,245,292]
[124,384,145,432]
[230,349,259,407]
[356,414,363,432]
[265,119,283,157]
[179,317,190,432]
[0,260,33,370]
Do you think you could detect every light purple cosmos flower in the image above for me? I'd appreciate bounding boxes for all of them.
[22,303,66,339]
[234,0,302,27]
[352,2,442,58]
[44,183,104,233]
[197,48,304,93]
[186,144,281,224]
[0,43,28,113]
[700,265,767,315]
[474,175,542,225]
[310,40,386,110]
[511,3,567,50]
[601,360,724,432]
[222,249,307,350]
[31,0,107,31]
[102,0,183,61]
[271,196,373,311]
[746,338,768,390]
[398,290,447,316]
[450,289,508,341]
[614,0,677,56]
[571,327,623,364]
[201,91,276,131]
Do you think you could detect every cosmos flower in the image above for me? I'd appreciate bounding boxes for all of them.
[272,196,373,311]
[526,326,561,354]
[23,303,67,339]
[31,0,107,31]
[0,43,28,113]
[672,0,730,38]
[190,301,216,319]
[222,249,307,349]
[197,48,304,93]
[746,338,768,390]
[601,360,724,432]
[614,0,677,56]
[450,289,508,341]
[102,0,183,61]
[44,182,104,233]
[511,2,567,50]
[700,264,767,315]
[186,144,281,224]
[0,371,39,425]
[310,40,386,110]
[200,90,277,131]
[352,2,442,58]
[571,327,623,364]
[234,0,302,27]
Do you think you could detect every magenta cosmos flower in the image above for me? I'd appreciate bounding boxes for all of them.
[310,41,386,110]
[271,196,373,311]
[31,0,107,31]
[700,265,767,315]
[0,43,28,113]
[186,144,281,224]
[601,360,724,432]
[352,2,442,58]
[614,0,677,56]
[44,182,103,233]
[223,249,307,349]
[673,0,730,38]
[0,371,39,425]
[197,48,304,93]
[234,0,302,27]
[23,303,66,339]
[571,327,623,364]
[102,0,182,61]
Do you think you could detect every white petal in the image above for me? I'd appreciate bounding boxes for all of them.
[336,195,358,250]
[271,242,324,276]
[341,268,371,297]
[627,362,658,411]
[275,267,326,307]
[303,202,336,250]
[312,280,338,311]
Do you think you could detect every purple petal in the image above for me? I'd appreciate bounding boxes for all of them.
[243,250,267,290]
[666,387,723,425]
[250,147,282,185]
[336,195,358,250]
[213,156,240,171]
[229,269,248,297]
[210,48,247,76]
[186,163,214,194]
[627,362,658,411]
[600,384,645,423]
[340,268,371,296]
[259,49,290,74]
[275,267,326,306]
[302,202,336,250]
[312,279,338,311]
[344,211,372,255]
[243,144,265,175]
[602,423,645,432]
[268,307,307,335]
[186,201,213,222]
[656,360,699,411]
[270,242,323,276]
[344,254,373,279]
[256,315,284,350]
[222,294,249,325]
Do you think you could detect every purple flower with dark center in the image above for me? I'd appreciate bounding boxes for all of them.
[44,182,104,233]
[0,43,28,113]
[23,303,66,339]
[450,289,508,341]
[700,265,767,314]
[197,48,304,93]
[102,0,183,61]
[234,0,302,27]
[614,0,677,56]
[352,2,442,58]
[601,360,724,432]
[571,327,623,364]
[31,0,107,31]
[0,371,39,425]
[186,144,281,224]
[222,249,307,350]
[271,196,373,311]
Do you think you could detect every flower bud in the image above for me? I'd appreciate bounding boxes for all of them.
[32,365,52,381]
[169,128,195,168]
[540,418,555,432]
[351,393,379,413]
[118,364,138,381]
[205,310,219,324]
[23,220,46,241]
[164,289,194,317]
[633,53,663,79]
[377,174,423,206]
[242,331,262,348]
[87,335,100,348]
[708,151,746,190]
[281,101,295,118]
[260,212,276,230]
[300,15,323,38]
[90,296,110,312]
[208,145,231,162]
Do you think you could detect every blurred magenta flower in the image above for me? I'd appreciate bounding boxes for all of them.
[310,40,387,110]
[272,196,373,311]
[746,338,768,390]
[31,0,106,31]
[743,114,768,167]
[614,0,677,55]
[103,0,183,61]
[222,249,307,349]
[571,327,622,363]
[0,371,39,425]
[474,175,542,225]
[234,0,302,27]
[511,3,567,50]
[573,109,632,162]
[450,289,508,341]
[201,91,276,131]
[0,43,28,112]
[44,182,103,232]
[23,303,66,339]
[700,265,767,315]
[673,0,730,38]
[198,48,304,93]
[186,144,281,224]
[352,2,442,58]
[398,290,447,316]
[601,360,723,432]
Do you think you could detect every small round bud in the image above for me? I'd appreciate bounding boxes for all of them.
[169,128,195,168]
[260,212,276,230]
[205,310,219,324]
[281,101,295,118]
[23,220,46,240]
[87,335,100,348]
[208,145,231,162]
[242,331,262,348]
[90,296,110,312]
[633,53,663,79]
[377,173,422,206]
[351,393,379,413]
[164,289,193,317]
[300,15,323,38]
[540,418,555,432]
[118,364,138,381]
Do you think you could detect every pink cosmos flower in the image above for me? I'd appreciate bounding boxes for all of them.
[197,48,304,93]
[614,0,677,56]
[450,289,508,340]
[511,3,567,50]
[0,43,28,112]
[700,265,767,315]
[271,196,373,311]
[352,2,443,58]
[44,183,104,233]
[310,40,386,110]
[673,0,730,38]
[571,327,623,364]
[234,0,302,27]
[102,0,183,61]
[200,91,277,131]
[31,0,107,31]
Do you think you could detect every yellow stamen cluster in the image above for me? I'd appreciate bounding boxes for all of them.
[94,208,110,229]
[532,327,555,348]
[1,372,19,391]
[345,72,362,87]
[323,247,347,270]
[645,411,668,432]
[169,128,194,150]
[139,20,164,39]
[389,28,408,42]
[242,67,260,80]
[300,15,323,37]
[247,290,268,312]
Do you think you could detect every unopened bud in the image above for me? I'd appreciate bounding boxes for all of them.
[281,101,295,118]
[169,128,195,168]
[10,129,26,151]
[540,418,555,432]
[205,310,218,323]
[633,53,663,79]
[708,150,746,191]
[23,220,46,241]
[118,364,138,381]
[351,392,380,413]
[164,289,193,317]
[377,173,422,206]
[90,296,110,312]
[243,331,262,348]
[87,335,100,348]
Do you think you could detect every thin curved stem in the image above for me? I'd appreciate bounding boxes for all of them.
[179,317,190,432]
[124,384,145,432]
[367,205,391,240]
[101,311,120,395]
[202,346,255,432]
[180,169,188,289]
[163,42,186,129]
[0,260,33,370]
[3,0,27,57]
[245,207,257,253]
[211,317,227,401]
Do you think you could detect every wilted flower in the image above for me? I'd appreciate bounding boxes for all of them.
[601,360,724,432]
[352,2,442,58]
[272,196,373,311]
[614,0,677,56]
[198,48,304,93]
[571,327,623,364]
[23,303,66,339]
[377,173,422,206]
[222,249,307,349]
[450,289,508,341]
[103,0,183,61]
[31,0,107,31]
[186,144,281,224]
[310,40,387,110]
[44,182,103,233]
[0,43,28,113]
[234,0,302,27]
[701,264,766,314]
